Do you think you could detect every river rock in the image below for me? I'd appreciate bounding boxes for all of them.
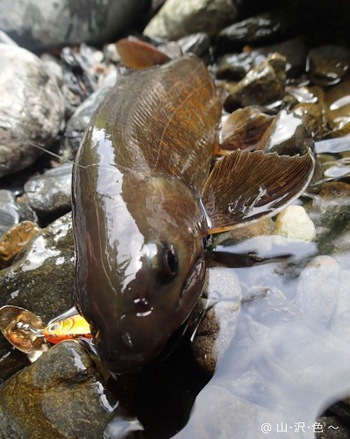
[176,32,211,57]
[217,8,297,54]
[295,256,340,326]
[330,270,350,344]
[143,0,237,40]
[0,0,151,52]
[0,30,17,46]
[0,221,40,269]
[192,267,241,373]
[324,77,350,136]
[258,109,314,156]
[215,51,266,80]
[305,182,350,254]
[274,205,316,242]
[245,286,301,327]
[255,36,307,77]
[0,340,121,439]
[0,44,64,178]
[307,45,350,86]
[24,162,73,220]
[64,86,112,154]
[224,53,286,111]
[0,214,74,378]
[0,191,20,237]
[316,416,350,439]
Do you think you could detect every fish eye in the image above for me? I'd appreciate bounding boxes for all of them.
[144,241,179,280]
[164,244,178,277]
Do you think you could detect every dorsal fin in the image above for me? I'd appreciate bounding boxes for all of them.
[203,150,315,234]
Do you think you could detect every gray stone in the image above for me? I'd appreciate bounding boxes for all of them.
[0,44,64,178]
[217,8,297,53]
[24,163,73,218]
[0,0,150,51]
[64,86,112,154]
[308,45,350,86]
[224,53,287,111]
[0,191,20,237]
[144,0,237,40]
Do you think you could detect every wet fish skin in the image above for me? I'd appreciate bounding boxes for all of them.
[72,55,220,373]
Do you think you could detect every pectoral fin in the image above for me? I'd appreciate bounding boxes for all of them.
[203,150,315,234]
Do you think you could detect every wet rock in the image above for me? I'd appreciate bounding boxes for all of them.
[40,54,64,87]
[324,77,350,136]
[224,53,286,111]
[0,221,40,269]
[0,214,74,377]
[305,182,350,254]
[258,109,314,156]
[255,36,307,77]
[315,135,350,155]
[60,46,98,118]
[177,32,210,57]
[64,86,112,154]
[307,45,350,86]
[316,416,350,439]
[0,0,150,52]
[0,340,119,439]
[0,191,20,237]
[292,101,328,141]
[263,320,350,400]
[217,9,297,53]
[0,44,64,178]
[287,85,320,105]
[245,286,301,327]
[215,51,266,81]
[287,85,328,140]
[220,106,274,151]
[330,270,350,344]
[175,384,295,439]
[192,267,241,373]
[274,205,316,242]
[143,0,237,40]
[323,160,350,181]
[0,30,17,46]
[24,162,73,220]
[295,256,340,326]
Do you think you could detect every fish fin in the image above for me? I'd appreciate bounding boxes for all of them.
[203,150,315,234]
[103,55,221,191]
[116,38,170,69]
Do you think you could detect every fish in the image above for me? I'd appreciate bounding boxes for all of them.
[72,54,315,374]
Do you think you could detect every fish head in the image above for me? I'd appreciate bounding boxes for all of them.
[74,176,207,373]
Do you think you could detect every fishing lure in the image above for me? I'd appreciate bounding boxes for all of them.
[0,305,91,361]
[43,314,92,343]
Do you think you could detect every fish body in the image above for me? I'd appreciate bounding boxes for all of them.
[72,55,314,373]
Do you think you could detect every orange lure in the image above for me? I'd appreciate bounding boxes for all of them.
[43,314,92,344]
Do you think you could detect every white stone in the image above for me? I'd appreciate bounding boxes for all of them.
[274,205,316,242]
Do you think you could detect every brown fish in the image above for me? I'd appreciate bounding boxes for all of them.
[72,54,314,374]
